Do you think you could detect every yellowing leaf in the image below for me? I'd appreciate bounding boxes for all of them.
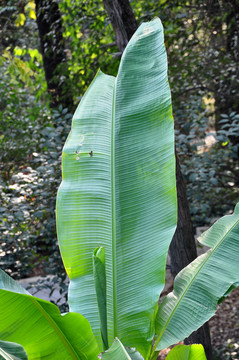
[29,9,36,20]
[28,1,36,10]
[24,1,36,20]
[2,49,11,61]
[77,32,83,39]
[15,13,26,27]
[14,47,23,57]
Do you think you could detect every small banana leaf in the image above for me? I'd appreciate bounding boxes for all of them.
[100,338,131,360]
[56,18,177,358]
[0,270,99,360]
[100,338,143,360]
[0,340,28,360]
[165,344,206,360]
[154,202,239,351]
[93,247,108,350]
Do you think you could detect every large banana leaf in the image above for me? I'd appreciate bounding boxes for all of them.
[154,202,239,352]
[0,270,99,360]
[56,18,177,358]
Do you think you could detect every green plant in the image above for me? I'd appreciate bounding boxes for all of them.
[175,96,239,226]
[0,18,239,360]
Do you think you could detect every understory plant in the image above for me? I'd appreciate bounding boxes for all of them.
[0,18,239,360]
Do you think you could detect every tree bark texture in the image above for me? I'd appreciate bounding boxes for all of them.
[35,0,74,112]
[103,0,138,52]
[103,1,213,359]
[169,155,213,360]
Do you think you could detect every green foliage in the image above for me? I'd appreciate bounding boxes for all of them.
[59,0,119,100]
[0,4,238,359]
[0,0,39,53]
[0,19,239,360]
[176,98,239,225]
[0,271,100,360]
[1,0,238,283]
[0,56,71,281]
[131,0,239,226]
[154,204,239,351]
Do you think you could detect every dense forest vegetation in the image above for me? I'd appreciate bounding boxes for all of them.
[0,0,238,307]
[0,1,238,359]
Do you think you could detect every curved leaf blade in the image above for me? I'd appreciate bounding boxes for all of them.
[0,340,28,360]
[101,338,131,360]
[0,268,30,295]
[126,348,144,360]
[0,271,99,360]
[154,203,239,350]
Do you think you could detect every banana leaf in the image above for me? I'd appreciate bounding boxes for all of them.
[100,338,143,360]
[93,247,108,350]
[165,344,206,360]
[0,270,99,360]
[0,340,28,360]
[56,18,177,358]
[154,202,239,351]
[100,338,131,360]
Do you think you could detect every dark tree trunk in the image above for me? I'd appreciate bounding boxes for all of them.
[103,0,138,52]
[169,155,198,275]
[103,1,213,358]
[35,0,74,112]
[169,155,213,360]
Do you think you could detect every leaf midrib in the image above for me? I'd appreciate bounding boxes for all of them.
[151,217,239,356]
[111,76,117,338]
[29,296,80,360]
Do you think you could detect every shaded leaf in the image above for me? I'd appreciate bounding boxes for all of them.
[0,340,28,360]
[154,203,239,350]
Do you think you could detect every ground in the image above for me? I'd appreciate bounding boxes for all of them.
[209,287,239,359]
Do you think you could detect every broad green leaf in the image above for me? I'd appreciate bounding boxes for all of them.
[165,344,206,360]
[93,247,108,350]
[0,340,28,360]
[154,202,239,351]
[0,270,99,360]
[56,18,177,358]
[56,69,115,349]
[126,348,144,360]
[101,338,131,360]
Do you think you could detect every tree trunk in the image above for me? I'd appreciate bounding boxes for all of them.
[35,0,74,112]
[103,1,213,358]
[169,155,213,360]
[103,0,138,52]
